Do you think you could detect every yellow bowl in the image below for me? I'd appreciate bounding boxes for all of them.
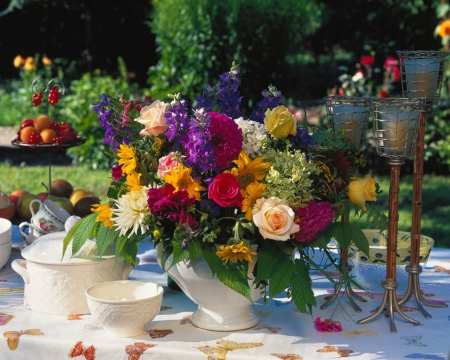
[348,229,435,266]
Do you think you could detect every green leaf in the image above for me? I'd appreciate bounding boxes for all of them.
[96,224,120,256]
[349,226,370,258]
[268,259,295,298]
[121,240,139,266]
[254,242,286,282]
[291,260,316,313]
[71,213,98,255]
[62,216,84,259]
[202,246,252,302]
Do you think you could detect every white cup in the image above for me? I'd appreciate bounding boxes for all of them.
[29,199,70,233]
[18,221,48,245]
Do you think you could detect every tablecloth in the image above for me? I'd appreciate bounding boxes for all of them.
[1,226,449,360]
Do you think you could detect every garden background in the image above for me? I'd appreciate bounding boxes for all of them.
[0,0,450,246]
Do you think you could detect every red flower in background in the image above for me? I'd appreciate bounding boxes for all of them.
[360,56,375,66]
[379,89,390,98]
[384,57,398,69]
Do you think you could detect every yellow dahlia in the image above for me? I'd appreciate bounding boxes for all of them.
[242,182,265,221]
[216,241,256,263]
[91,203,114,228]
[164,163,206,200]
[126,171,142,192]
[117,144,137,175]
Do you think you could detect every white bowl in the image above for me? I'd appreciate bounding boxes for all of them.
[86,280,163,337]
[0,241,12,269]
[0,218,12,245]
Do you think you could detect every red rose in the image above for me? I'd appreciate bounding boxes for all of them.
[208,173,243,208]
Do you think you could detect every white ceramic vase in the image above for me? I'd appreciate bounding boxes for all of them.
[158,245,261,331]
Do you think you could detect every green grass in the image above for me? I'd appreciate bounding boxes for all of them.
[351,175,450,248]
[1,162,449,248]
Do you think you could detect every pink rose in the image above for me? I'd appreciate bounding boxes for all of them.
[314,317,343,332]
[208,173,243,208]
[157,153,179,178]
[134,100,170,136]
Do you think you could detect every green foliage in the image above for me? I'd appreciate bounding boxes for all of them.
[147,0,322,107]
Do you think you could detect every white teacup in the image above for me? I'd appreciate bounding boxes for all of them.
[18,221,48,245]
[29,199,70,232]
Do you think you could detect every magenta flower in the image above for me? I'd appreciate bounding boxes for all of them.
[314,317,343,332]
[148,185,196,227]
[295,200,335,243]
[208,112,243,171]
[111,163,124,180]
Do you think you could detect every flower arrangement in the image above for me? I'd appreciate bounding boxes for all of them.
[64,63,386,313]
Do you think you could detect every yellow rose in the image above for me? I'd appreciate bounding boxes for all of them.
[134,100,170,136]
[252,197,299,241]
[348,174,377,211]
[263,105,297,139]
[13,55,24,68]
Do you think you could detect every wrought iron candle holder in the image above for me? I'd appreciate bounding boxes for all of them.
[396,50,449,318]
[324,96,371,147]
[321,96,371,312]
[357,98,421,333]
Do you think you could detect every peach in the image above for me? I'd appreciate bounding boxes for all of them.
[40,128,57,143]
[19,126,39,143]
[34,115,53,132]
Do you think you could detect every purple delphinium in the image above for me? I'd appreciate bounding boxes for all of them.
[217,65,243,119]
[289,127,314,148]
[164,98,190,152]
[184,109,216,174]
[92,94,132,150]
[195,85,218,112]
[194,63,243,119]
[249,85,284,123]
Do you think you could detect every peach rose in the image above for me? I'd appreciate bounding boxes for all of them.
[135,100,170,136]
[252,197,299,241]
[157,153,179,178]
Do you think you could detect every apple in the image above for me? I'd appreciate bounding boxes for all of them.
[47,195,74,215]
[8,194,20,207]
[17,194,40,219]
[20,119,34,130]
[58,122,78,143]
[37,192,49,201]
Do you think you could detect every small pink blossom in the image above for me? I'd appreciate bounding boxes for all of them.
[314,317,343,332]
[157,153,179,178]
[360,56,375,66]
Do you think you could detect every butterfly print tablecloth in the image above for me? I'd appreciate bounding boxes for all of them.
[1,226,450,359]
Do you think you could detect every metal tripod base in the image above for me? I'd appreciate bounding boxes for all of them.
[357,280,420,333]
[320,266,367,313]
[398,265,448,319]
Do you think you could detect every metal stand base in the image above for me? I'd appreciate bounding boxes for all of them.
[320,266,367,313]
[357,280,420,333]
[398,265,448,319]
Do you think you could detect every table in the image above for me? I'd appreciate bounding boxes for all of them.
[1,226,450,360]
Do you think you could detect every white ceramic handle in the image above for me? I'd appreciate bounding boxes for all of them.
[121,257,140,280]
[18,222,31,239]
[11,259,30,284]
[29,199,42,219]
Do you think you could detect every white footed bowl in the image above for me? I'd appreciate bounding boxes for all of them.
[86,280,163,338]
[0,241,12,269]
[0,218,12,245]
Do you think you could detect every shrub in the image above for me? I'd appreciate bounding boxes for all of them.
[147,0,323,109]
